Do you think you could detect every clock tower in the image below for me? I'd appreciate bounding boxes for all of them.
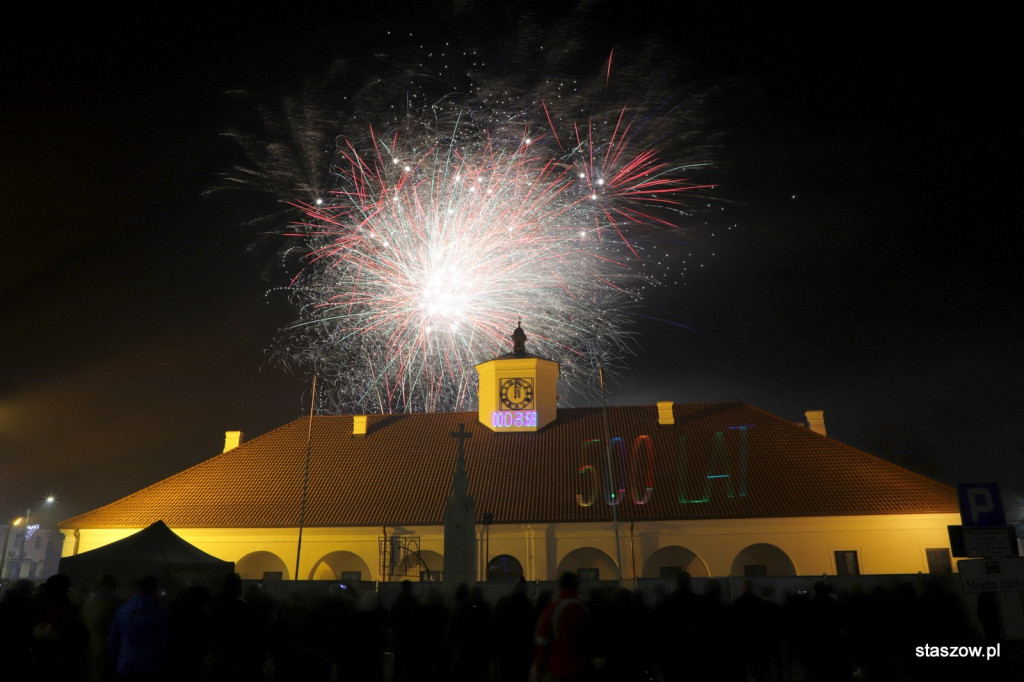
[476,322,559,432]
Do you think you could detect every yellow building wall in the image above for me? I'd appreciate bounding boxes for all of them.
[64,512,958,582]
[479,514,959,578]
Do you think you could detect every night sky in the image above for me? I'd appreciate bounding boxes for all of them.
[1,2,1020,525]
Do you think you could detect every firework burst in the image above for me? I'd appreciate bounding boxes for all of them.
[227,29,715,414]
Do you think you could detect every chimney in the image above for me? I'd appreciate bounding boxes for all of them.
[805,410,826,437]
[657,401,675,426]
[223,430,244,452]
[353,415,368,436]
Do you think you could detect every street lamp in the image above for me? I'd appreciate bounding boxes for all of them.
[3,496,56,581]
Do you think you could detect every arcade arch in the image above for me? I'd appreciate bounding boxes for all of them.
[730,543,796,576]
[486,554,524,582]
[308,550,372,581]
[555,547,618,582]
[416,549,444,581]
[641,545,710,578]
[236,551,289,581]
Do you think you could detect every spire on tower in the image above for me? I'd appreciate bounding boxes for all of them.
[512,320,527,356]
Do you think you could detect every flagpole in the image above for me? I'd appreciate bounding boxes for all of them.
[599,367,624,587]
[295,374,317,581]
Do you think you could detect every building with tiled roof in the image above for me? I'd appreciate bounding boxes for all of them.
[59,400,960,582]
[59,324,959,582]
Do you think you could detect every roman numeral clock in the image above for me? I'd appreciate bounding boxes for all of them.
[476,322,559,432]
[500,377,534,410]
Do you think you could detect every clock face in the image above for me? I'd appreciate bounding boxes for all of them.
[499,378,534,410]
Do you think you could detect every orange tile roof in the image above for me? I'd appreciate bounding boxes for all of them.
[59,403,957,529]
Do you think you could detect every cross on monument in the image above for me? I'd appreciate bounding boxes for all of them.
[450,423,472,497]
[450,422,473,454]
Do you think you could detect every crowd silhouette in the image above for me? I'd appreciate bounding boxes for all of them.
[0,570,1014,681]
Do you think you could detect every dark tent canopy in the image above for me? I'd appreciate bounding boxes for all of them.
[59,520,234,592]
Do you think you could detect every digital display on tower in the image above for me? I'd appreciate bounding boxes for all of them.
[490,410,538,429]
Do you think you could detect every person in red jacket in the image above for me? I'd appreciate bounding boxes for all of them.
[531,571,593,682]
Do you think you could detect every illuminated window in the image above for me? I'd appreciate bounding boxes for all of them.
[834,550,860,576]
[577,568,600,583]
[926,548,952,573]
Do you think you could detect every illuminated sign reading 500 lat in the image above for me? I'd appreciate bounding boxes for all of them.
[575,426,752,507]
[491,410,538,428]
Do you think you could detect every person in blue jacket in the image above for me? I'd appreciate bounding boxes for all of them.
[108,575,169,681]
